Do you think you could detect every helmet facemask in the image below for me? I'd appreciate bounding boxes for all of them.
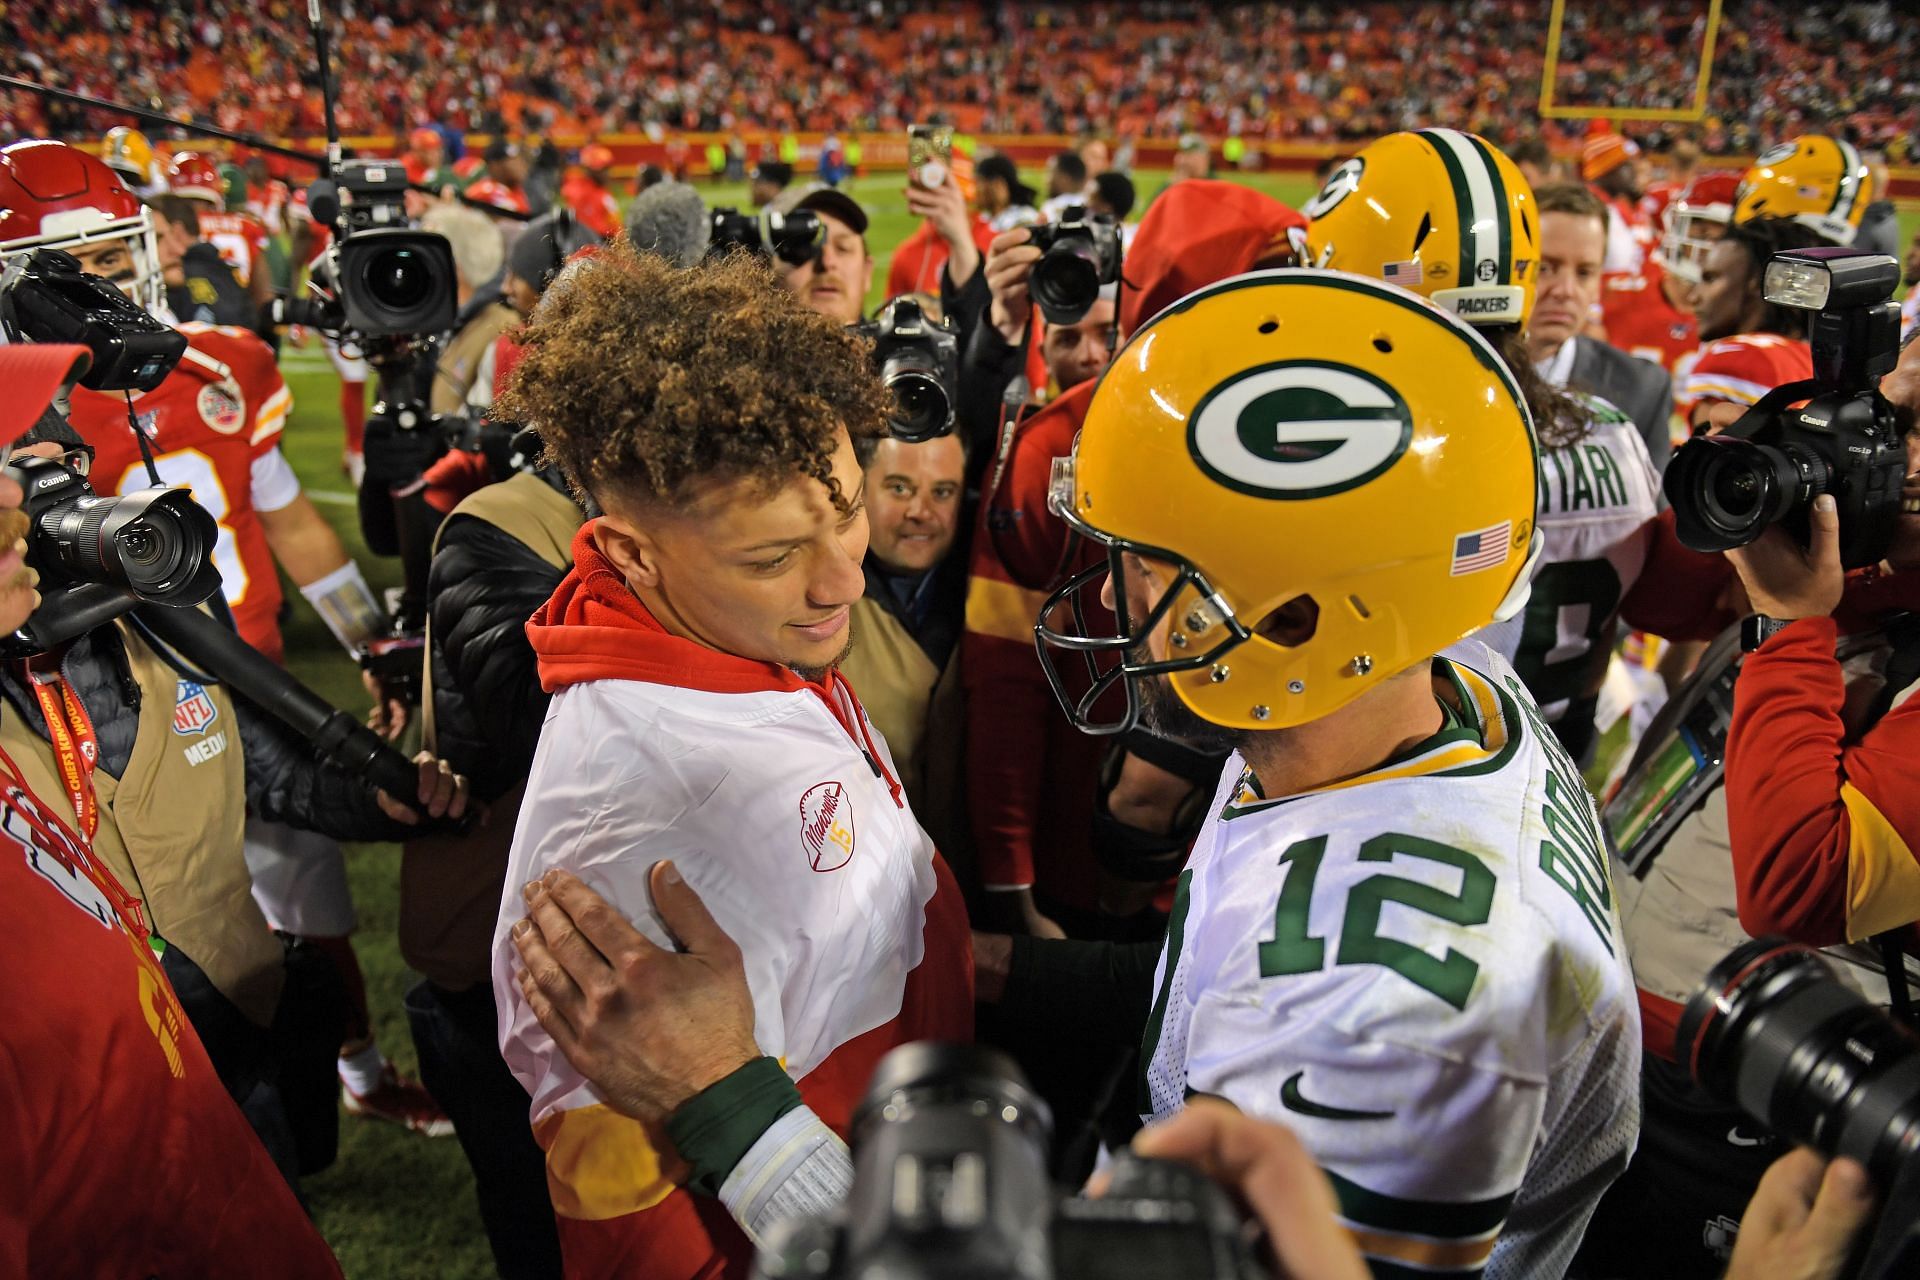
[1034,454,1252,737]
[0,205,170,322]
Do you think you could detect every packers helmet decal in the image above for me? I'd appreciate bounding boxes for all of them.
[1753,142,1798,167]
[1417,128,1518,297]
[1187,360,1413,500]
[1303,157,1364,220]
[1733,135,1871,244]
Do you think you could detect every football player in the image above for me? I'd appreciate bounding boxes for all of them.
[100,125,165,197]
[164,150,273,320]
[1731,134,1874,247]
[1682,215,1836,435]
[1300,129,1660,763]
[0,139,451,1136]
[1603,170,1741,381]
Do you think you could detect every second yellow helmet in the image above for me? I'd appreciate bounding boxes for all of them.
[1733,134,1873,246]
[1299,129,1540,329]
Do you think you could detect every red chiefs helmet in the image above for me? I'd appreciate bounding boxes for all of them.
[1657,169,1742,285]
[0,139,167,318]
[165,151,224,206]
[463,178,528,214]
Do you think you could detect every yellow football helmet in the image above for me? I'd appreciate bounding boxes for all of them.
[1035,270,1540,735]
[1732,135,1872,246]
[1297,129,1539,328]
[101,126,158,191]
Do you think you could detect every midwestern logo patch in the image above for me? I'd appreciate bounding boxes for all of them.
[1188,360,1414,500]
[799,780,856,872]
[172,680,219,736]
[1302,156,1363,220]
[196,378,246,435]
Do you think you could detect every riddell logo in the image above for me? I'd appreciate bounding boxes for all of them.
[799,781,856,872]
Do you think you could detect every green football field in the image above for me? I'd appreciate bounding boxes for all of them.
[274,169,1919,1276]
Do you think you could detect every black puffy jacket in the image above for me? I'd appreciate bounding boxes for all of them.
[0,623,411,842]
[425,483,579,800]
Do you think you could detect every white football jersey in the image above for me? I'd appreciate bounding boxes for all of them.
[1141,645,1640,1279]
[1465,394,1659,740]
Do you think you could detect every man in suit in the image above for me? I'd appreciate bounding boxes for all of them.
[1530,183,1676,473]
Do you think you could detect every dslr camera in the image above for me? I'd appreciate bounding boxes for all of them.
[0,248,223,656]
[1025,208,1124,327]
[755,1043,1269,1280]
[1680,938,1920,1279]
[1666,247,1906,569]
[709,206,826,268]
[851,297,959,444]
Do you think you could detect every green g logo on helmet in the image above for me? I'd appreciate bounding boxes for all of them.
[1187,360,1414,500]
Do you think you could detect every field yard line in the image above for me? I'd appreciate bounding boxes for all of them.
[306,488,359,505]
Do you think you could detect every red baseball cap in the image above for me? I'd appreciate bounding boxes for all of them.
[0,344,91,444]
[1120,179,1307,335]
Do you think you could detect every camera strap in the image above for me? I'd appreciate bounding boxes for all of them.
[25,669,100,841]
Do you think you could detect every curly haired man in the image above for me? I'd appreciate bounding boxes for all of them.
[488,244,973,1280]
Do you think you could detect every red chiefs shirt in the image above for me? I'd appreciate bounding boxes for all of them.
[67,325,294,661]
[197,209,269,288]
[559,173,620,239]
[0,766,340,1279]
[1601,259,1699,380]
[1679,332,1814,424]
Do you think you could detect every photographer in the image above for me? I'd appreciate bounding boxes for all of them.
[0,341,345,1279]
[402,440,585,1279]
[838,431,968,838]
[775,188,872,326]
[1583,315,1920,1277]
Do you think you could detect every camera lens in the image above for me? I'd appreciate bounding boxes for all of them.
[1666,437,1812,553]
[886,370,950,444]
[1030,247,1101,326]
[41,486,222,606]
[361,246,434,311]
[1679,938,1920,1186]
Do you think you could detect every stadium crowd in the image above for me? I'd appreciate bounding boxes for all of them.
[4,0,1920,154]
[7,3,1920,1279]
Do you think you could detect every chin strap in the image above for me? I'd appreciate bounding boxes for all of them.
[1491,528,1547,625]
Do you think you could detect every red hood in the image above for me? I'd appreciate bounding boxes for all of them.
[528,521,815,697]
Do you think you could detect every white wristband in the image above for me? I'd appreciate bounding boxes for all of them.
[299,561,387,654]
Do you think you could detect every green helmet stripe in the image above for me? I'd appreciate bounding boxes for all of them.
[1830,139,1864,221]
[1462,132,1515,287]
[1419,129,1510,287]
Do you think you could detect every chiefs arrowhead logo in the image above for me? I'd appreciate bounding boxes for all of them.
[799,781,856,872]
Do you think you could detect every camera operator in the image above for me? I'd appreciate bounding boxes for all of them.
[401,435,586,1279]
[964,180,1303,944]
[420,201,516,416]
[0,342,347,1280]
[776,188,872,326]
[838,431,968,837]
[1578,282,1920,1276]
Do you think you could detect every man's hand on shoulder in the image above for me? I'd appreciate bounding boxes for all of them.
[512,862,761,1122]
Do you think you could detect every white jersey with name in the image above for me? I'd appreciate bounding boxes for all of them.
[1141,645,1640,1279]
[1464,394,1658,740]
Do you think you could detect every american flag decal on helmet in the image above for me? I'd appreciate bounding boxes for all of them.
[1450,520,1512,576]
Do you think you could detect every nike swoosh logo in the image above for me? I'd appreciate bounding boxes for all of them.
[1279,1071,1395,1122]
[1726,1127,1768,1148]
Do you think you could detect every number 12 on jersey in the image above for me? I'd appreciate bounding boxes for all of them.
[1257,832,1493,1010]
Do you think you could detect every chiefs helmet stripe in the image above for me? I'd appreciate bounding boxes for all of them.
[1419,129,1508,289]
[1830,139,1864,221]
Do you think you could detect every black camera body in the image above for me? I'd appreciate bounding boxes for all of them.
[332,159,413,233]
[1666,247,1907,569]
[1680,939,1920,1279]
[0,248,185,392]
[1026,208,1123,326]
[755,1044,1267,1280]
[850,297,959,444]
[0,454,222,657]
[709,206,825,267]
